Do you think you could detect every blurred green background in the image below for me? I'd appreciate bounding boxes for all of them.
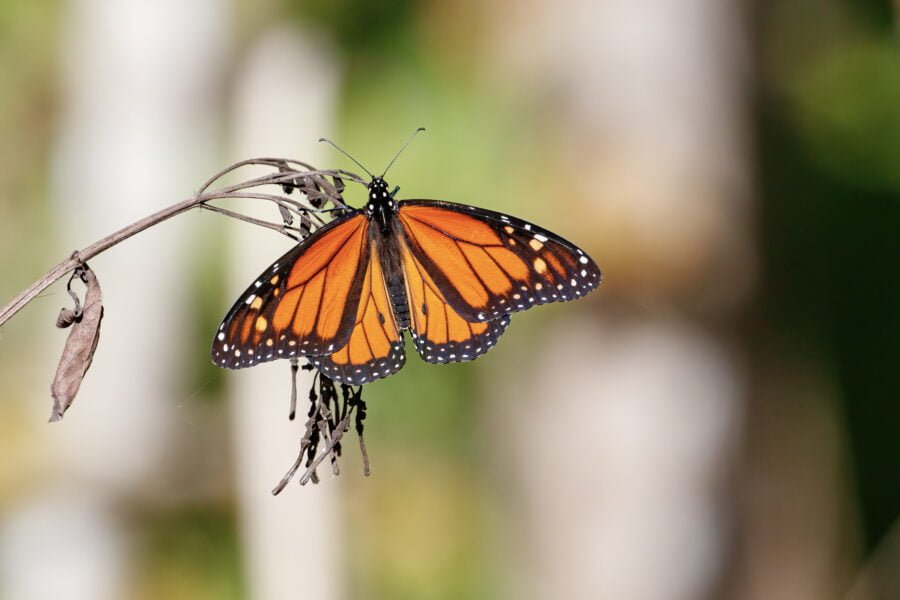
[0,1,898,599]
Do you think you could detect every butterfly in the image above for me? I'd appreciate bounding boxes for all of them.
[212,134,601,385]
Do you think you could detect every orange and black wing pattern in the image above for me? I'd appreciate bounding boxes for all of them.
[401,234,511,364]
[308,242,406,384]
[212,212,369,368]
[397,201,601,322]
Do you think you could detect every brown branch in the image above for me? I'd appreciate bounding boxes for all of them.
[0,161,364,329]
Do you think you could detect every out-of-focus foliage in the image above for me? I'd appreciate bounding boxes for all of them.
[761,0,900,550]
[0,2,60,340]
[132,506,244,600]
[286,0,417,54]
[767,0,900,190]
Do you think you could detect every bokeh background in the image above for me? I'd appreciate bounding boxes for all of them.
[1,1,898,598]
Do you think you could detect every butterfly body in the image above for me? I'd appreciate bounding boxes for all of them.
[365,178,411,330]
[213,176,601,384]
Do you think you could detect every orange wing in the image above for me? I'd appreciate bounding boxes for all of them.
[212,212,369,368]
[397,201,601,322]
[401,234,510,364]
[309,244,406,385]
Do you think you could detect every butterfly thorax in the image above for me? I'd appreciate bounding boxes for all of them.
[364,177,411,330]
[365,177,397,234]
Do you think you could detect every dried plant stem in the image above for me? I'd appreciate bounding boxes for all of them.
[272,401,325,495]
[199,204,304,239]
[299,408,353,486]
[271,375,368,494]
[0,161,363,330]
[0,196,198,328]
[358,433,371,476]
[288,358,300,421]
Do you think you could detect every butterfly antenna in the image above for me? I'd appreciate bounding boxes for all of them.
[318,137,374,179]
[381,127,425,177]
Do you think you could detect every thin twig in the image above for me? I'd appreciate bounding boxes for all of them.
[195,158,363,196]
[358,434,371,476]
[314,404,340,478]
[0,160,365,329]
[202,191,338,228]
[271,398,324,495]
[0,195,198,328]
[199,205,303,240]
[299,407,353,486]
[289,358,299,421]
[198,161,363,201]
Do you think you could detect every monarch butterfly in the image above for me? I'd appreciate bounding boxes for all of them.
[212,133,601,384]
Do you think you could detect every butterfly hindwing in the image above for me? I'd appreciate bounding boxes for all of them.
[401,235,511,364]
[309,243,406,385]
[397,201,601,322]
[212,212,370,368]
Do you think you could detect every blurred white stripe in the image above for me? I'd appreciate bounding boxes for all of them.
[492,317,741,600]
[1,0,228,598]
[485,1,749,597]
[0,491,127,600]
[51,0,228,494]
[228,26,343,600]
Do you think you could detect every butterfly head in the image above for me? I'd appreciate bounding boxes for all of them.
[366,177,395,211]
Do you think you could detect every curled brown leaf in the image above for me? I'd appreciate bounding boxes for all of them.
[49,265,103,422]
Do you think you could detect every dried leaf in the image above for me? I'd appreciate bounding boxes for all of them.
[49,266,103,422]
[277,202,294,226]
[275,161,298,195]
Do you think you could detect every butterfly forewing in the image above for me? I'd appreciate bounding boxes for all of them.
[212,212,370,368]
[309,242,406,384]
[397,201,601,322]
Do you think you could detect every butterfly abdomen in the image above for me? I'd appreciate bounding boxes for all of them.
[370,210,411,331]
[387,274,410,329]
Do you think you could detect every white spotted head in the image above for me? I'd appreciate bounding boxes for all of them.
[367,177,392,211]
[367,176,398,230]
